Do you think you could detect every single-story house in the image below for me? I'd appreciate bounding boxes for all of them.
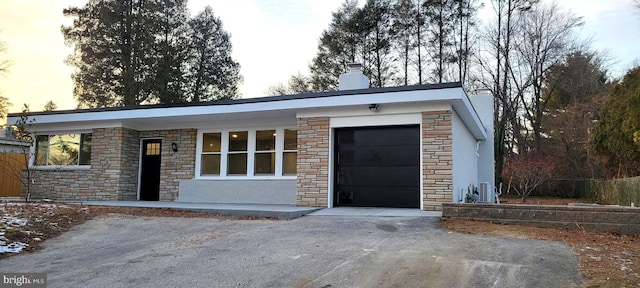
[7,66,494,211]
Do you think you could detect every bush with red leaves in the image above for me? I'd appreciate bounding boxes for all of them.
[502,152,556,202]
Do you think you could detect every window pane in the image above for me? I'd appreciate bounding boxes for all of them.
[49,134,80,165]
[201,154,221,175]
[79,133,92,165]
[146,143,160,156]
[227,153,247,175]
[254,152,275,175]
[35,135,48,166]
[202,133,221,152]
[229,131,247,151]
[284,129,297,150]
[256,130,276,151]
[283,152,297,175]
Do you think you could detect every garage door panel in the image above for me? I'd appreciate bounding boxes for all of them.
[336,187,419,208]
[352,128,419,147]
[334,125,420,208]
[337,167,419,187]
[338,146,419,167]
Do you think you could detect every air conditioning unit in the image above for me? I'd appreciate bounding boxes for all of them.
[478,182,492,203]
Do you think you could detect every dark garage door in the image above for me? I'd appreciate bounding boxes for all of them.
[334,125,420,208]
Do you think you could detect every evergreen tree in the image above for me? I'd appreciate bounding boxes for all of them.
[592,66,640,177]
[148,0,190,103]
[43,101,58,112]
[541,51,610,179]
[391,0,418,86]
[309,0,361,91]
[362,0,396,88]
[62,0,240,107]
[63,0,156,107]
[422,0,456,83]
[186,6,241,101]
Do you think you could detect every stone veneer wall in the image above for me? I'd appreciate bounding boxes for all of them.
[24,127,196,201]
[296,117,330,207]
[139,129,196,201]
[25,127,140,200]
[422,111,453,211]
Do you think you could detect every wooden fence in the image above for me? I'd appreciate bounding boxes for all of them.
[0,153,26,197]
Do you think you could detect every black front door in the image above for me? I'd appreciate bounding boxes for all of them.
[334,125,420,208]
[140,139,161,201]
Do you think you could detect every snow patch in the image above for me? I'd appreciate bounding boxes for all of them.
[0,240,28,253]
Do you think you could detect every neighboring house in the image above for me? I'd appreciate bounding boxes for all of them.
[0,128,29,197]
[6,67,494,211]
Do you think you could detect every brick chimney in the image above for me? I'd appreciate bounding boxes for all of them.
[339,62,369,90]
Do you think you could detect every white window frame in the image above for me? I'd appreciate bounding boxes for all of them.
[196,127,297,179]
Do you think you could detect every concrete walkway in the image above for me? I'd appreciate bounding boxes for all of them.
[309,207,442,217]
[77,201,441,219]
[80,201,319,220]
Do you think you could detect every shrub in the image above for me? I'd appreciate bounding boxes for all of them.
[502,152,556,202]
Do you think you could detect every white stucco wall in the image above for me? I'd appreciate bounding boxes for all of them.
[178,179,297,205]
[469,92,495,188]
[452,110,479,202]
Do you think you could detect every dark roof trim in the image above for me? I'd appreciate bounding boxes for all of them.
[10,82,463,117]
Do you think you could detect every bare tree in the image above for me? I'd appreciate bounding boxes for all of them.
[265,73,313,96]
[12,105,36,202]
[515,2,583,148]
[0,36,10,120]
[475,0,537,184]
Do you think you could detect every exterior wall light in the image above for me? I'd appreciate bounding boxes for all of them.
[369,104,380,112]
[171,142,178,152]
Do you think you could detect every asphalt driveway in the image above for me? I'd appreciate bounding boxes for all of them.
[1,215,581,287]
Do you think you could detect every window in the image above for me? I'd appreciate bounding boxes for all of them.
[227,131,248,175]
[201,132,221,175]
[198,128,297,177]
[283,129,297,175]
[255,130,275,175]
[34,133,92,166]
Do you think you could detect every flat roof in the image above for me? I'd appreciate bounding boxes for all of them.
[6,82,488,140]
[8,82,462,117]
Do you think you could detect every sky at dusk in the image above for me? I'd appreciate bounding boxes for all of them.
[0,0,638,118]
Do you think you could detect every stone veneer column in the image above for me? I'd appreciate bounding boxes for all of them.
[92,127,140,200]
[422,111,453,211]
[296,117,330,207]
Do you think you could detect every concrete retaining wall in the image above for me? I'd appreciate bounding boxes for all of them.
[442,203,640,235]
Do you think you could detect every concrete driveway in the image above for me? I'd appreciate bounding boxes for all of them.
[1,215,581,287]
